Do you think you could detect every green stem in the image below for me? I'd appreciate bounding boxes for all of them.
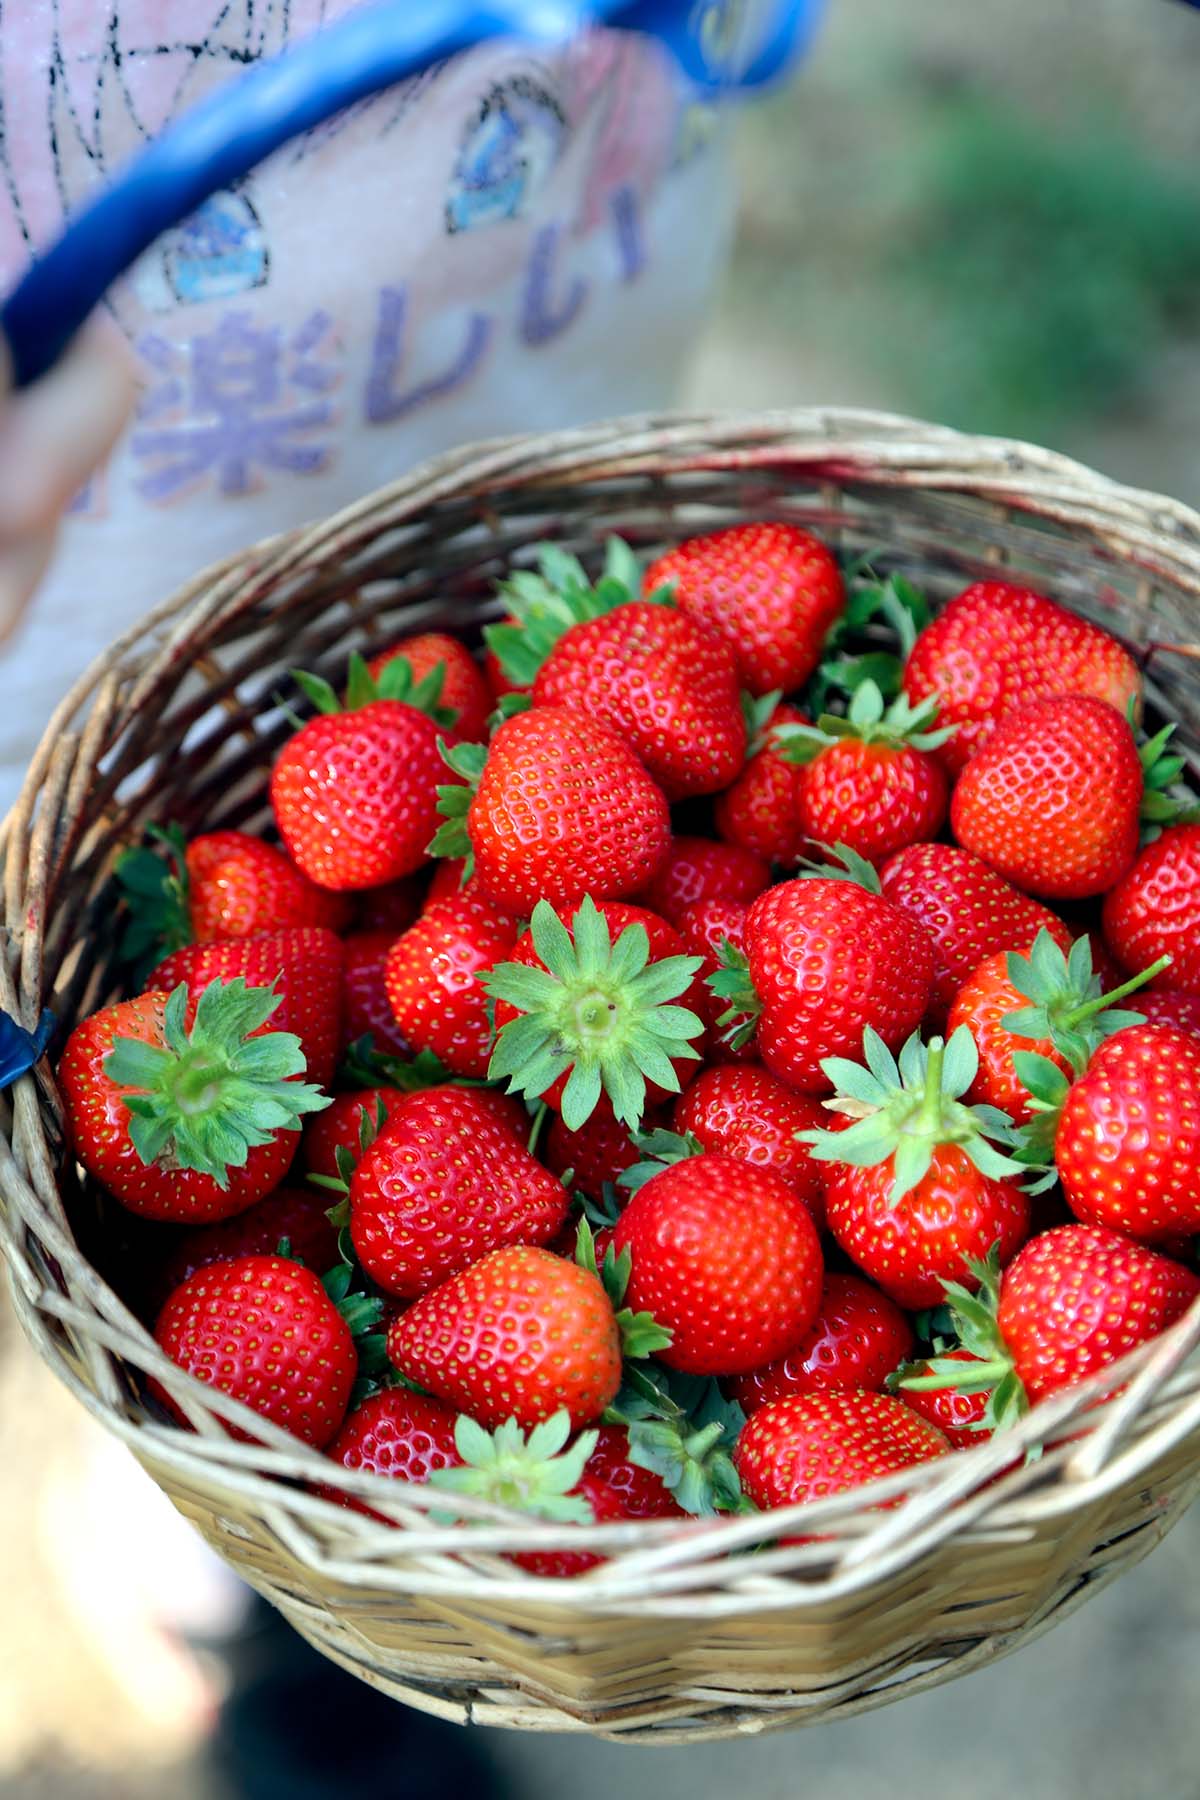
[527,1100,550,1157]
[900,1359,1010,1392]
[917,1037,946,1130]
[1061,953,1172,1027]
[681,1420,725,1462]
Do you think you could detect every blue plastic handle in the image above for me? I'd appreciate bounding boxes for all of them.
[0,0,820,391]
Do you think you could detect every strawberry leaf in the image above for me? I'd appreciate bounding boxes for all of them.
[428,1409,599,1524]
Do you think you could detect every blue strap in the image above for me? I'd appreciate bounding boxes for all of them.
[0,1008,55,1088]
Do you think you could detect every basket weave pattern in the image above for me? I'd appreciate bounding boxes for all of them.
[3,410,1200,1743]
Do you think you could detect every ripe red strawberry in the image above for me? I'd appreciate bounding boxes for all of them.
[1102,824,1200,995]
[611,1154,824,1374]
[946,930,1164,1124]
[303,1086,414,1182]
[384,893,519,1079]
[638,835,770,928]
[486,897,705,1127]
[1134,990,1200,1036]
[674,898,756,1065]
[511,1424,683,1577]
[59,982,328,1224]
[348,1087,568,1297]
[915,1229,1200,1416]
[710,874,934,1091]
[143,1185,342,1319]
[341,929,412,1057]
[904,580,1140,775]
[153,926,344,1089]
[1045,1024,1200,1240]
[645,522,845,697]
[323,1388,462,1513]
[153,1253,356,1447]
[544,1099,664,1201]
[734,1390,949,1513]
[271,653,454,891]
[808,1027,1031,1310]
[366,631,491,744]
[388,1245,623,1429]
[776,683,952,866]
[714,700,810,867]
[950,695,1143,899]
[892,1350,991,1447]
[435,705,671,917]
[727,1274,914,1413]
[672,1063,829,1229]
[879,841,1074,1017]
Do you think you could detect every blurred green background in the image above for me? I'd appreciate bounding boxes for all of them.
[687,0,1200,503]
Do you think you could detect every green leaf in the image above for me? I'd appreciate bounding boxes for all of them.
[428,1409,597,1525]
[291,669,342,716]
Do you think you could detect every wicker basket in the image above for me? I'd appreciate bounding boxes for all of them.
[4,408,1200,1746]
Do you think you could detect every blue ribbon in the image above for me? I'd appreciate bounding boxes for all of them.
[0,1008,56,1088]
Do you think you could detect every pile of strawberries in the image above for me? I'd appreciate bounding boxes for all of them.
[57,520,1200,1564]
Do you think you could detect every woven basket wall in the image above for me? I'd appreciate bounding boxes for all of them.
[3,409,1200,1745]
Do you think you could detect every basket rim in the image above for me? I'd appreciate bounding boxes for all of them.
[4,403,1200,1607]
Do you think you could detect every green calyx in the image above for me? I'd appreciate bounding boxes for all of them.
[798,1025,1027,1205]
[617,1127,704,1194]
[105,979,329,1188]
[895,1247,1030,1438]
[427,1409,600,1524]
[338,1035,451,1093]
[795,840,883,893]
[604,1362,752,1517]
[574,1217,673,1360]
[483,536,674,687]
[292,651,458,728]
[426,736,487,871]
[773,679,956,765]
[1001,929,1167,1077]
[1005,1052,1075,1191]
[741,689,785,756]
[483,897,704,1132]
[116,822,192,977]
[707,939,761,1050]
[805,568,931,715]
[308,1092,393,1206]
[1138,720,1200,836]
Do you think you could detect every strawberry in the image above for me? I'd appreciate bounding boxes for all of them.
[1134,990,1200,1036]
[1102,824,1200,995]
[143,1185,342,1319]
[806,1027,1031,1310]
[544,1099,663,1202]
[611,1153,824,1375]
[153,1253,357,1447]
[483,539,747,799]
[58,981,328,1224]
[879,841,1074,1017]
[152,925,344,1090]
[638,835,770,928]
[271,653,455,891]
[903,580,1140,775]
[116,827,349,968]
[674,898,756,1064]
[303,1086,415,1182]
[734,1390,949,1513]
[708,872,934,1091]
[714,701,810,866]
[774,682,952,866]
[644,521,845,697]
[366,631,491,744]
[890,1350,992,1447]
[946,929,1166,1124]
[341,929,412,1057]
[347,1087,568,1297]
[950,695,1144,900]
[323,1388,462,1513]
[351,876,425,934]
[727,1274,914,1413]
[384,893,519,1079]
[909,1231,1200,1419]
[507,1423,683,1576]
[484,897,704,1129]
[432,706,671,918]
[388,1244,624,1430]
[1017,1024,1200,1241]
[671,1063,829,1229]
